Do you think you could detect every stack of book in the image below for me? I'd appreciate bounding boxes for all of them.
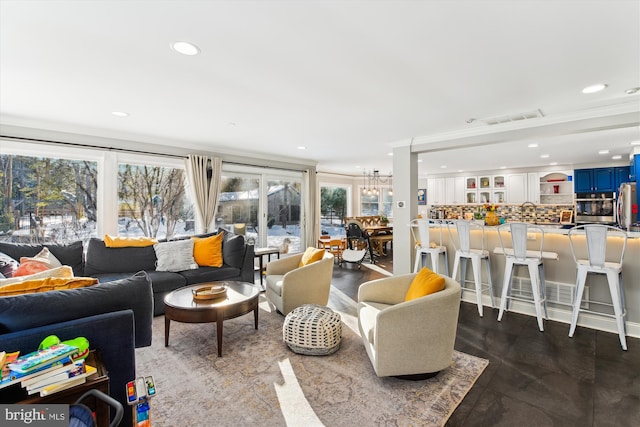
[0,344,97,396]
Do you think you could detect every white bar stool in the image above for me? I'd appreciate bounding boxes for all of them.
[568,225,628,350]
[409,218,449,276]
[448,220,494,317]
[495,222,559,332]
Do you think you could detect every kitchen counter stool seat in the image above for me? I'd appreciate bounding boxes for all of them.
[568,225,628,350]
[496,222,558,332]
[448,220,494,317]
[410,218,449,276]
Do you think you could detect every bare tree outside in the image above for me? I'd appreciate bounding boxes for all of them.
[118,164,192,239]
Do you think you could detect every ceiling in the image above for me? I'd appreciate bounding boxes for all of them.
[1,0,639,176]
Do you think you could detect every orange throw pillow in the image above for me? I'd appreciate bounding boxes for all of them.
[104,235,158,248]
[192,233,224,267]
[405,267,445,301]
[298,247,326,267]
[13,260,50,277]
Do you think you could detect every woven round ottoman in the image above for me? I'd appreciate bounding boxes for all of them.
[283,304,342,355]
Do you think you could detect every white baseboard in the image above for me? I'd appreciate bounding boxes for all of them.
[461,293,640,339]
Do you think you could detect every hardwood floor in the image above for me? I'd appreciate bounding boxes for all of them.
[318,250,640,427]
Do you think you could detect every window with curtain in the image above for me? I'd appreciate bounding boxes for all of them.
[117,162,195,239]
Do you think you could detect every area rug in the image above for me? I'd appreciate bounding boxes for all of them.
[135,296,488,426]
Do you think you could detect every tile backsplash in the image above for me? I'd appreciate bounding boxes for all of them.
[428,204,574,224]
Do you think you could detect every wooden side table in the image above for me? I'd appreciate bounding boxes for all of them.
[1,351,110,427]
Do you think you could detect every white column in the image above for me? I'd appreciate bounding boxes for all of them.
[392,143,418,274]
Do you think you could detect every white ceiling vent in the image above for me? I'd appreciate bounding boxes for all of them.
[480,109,545,125]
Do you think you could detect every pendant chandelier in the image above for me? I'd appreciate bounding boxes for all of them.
[362,169,393,196]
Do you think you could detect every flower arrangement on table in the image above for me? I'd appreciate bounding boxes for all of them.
[483,203,498,212]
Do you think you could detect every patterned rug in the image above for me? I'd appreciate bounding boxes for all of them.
[135,295,488,426]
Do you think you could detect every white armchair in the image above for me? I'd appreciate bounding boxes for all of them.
[357,273,461,378]
[265,251,335,315]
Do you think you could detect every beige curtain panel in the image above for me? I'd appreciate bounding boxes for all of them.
[186,154,222,233]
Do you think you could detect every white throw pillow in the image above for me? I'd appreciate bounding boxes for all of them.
[154,239,198,272]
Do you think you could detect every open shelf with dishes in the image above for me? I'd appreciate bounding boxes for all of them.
[539,171,574,205]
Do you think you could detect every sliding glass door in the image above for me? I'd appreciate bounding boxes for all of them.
[266,176,302,254]
[218,166,304,252]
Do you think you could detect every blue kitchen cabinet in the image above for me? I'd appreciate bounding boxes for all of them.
[574,167,615,192]
[574,169,593,192]
[614,166,630,192]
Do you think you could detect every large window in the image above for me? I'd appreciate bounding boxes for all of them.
[1,142,307,249]
[266,177,302,253]
[218,167,304,252]
[118,162,194,240]
[217,173,259,244]
[360,189,393,218]
[320,185,347,237]
[0,154,98,243]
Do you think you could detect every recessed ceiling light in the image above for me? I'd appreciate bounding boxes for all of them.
[582,83,607,94]
[500,166,507,169]
[625,87,640,95]
[440,165,447,169]
[171,41,200,56]
[612,155,622,160]
[297,146,306,150]
[111,111,129,117]
[631,141,640,146]
[540,154,550,159]
[549,162,558,166]
[458,170,464,173]
[417,159,423,163]
[527,143,539,148]
[598,149,610,155]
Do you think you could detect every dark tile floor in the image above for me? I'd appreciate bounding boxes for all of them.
[320,250,640,427]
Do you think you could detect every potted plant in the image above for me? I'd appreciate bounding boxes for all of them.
[379,213,389,225]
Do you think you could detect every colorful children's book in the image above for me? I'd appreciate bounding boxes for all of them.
[20,356,75,387]
[38,364,97,397]
[1,351,20,378]
[26,360,86,392]
[8,343,78,374]
[1,355,74,390]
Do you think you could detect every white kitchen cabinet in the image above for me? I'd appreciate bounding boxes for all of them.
[445,177,465,204]
[506,173,527,203]
[427,178,446,205]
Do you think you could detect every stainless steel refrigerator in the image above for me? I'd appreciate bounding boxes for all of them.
[618,182,637,231]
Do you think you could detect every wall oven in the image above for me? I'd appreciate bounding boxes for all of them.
[574,192,617,224]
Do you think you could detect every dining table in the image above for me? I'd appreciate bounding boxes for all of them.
[363,225,393,256]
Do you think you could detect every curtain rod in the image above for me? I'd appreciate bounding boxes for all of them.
[223,160,310,173]
[0,135,187,159]
[1,134,311,173]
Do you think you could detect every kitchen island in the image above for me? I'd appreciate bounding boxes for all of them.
[425,222,640,339]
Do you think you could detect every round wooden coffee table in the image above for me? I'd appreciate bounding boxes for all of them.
[164,281,259,357]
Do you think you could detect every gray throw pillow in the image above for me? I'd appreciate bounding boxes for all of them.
[153,239,198,272]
